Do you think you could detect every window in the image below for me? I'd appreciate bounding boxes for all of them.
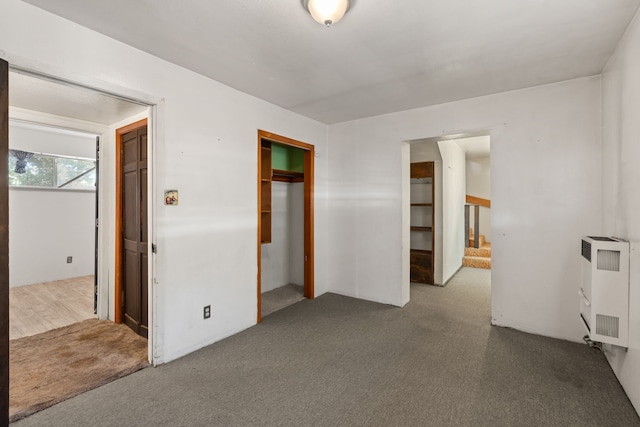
[55,157,96,189]
[9,150,96,190]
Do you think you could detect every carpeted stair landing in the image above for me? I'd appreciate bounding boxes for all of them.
[463,240,492,269]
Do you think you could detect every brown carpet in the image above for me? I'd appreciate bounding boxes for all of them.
[9,318,149,422]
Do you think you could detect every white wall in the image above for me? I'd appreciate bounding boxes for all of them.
[328,76,602,344]
[1,0,329,363]
[401,143,410,303]
[261,182,304,292]
[9,121,96,287]
[466,156,492,242]
[289,183,304,285]
[9,190,95,287]
[601,9,640,415]
[437,141,466,283]
[9,121,97,158]
[261,182,290,292]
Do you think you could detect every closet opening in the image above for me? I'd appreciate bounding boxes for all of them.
[257,130,314,322]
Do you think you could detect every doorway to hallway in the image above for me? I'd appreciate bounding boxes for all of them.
[407,134,492,290]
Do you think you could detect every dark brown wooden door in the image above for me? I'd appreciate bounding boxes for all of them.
[122,126,148,338]
[1,58,10,424]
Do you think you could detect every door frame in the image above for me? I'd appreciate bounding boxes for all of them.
[1,58,9,424]
[115,118,148,325]
[2,57,160,364]
[257,130,314,322]
[94,135,101,314]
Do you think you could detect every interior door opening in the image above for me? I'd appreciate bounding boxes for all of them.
[406,134,492,297]
[5,66,154,348]
[257,130,314,322]
[7,117,100,340]
[1,62,157,422]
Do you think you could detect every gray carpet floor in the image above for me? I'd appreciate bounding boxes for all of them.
[14,268,640,426]
[261,284,305,318]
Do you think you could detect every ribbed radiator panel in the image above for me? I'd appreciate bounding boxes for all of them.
[596,314,619,338]
[581,239,591,262]
[597,249,620,272]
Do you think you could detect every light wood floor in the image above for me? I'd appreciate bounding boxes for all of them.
[10,276,95,340]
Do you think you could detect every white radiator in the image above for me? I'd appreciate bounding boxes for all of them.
[579,236,629,347]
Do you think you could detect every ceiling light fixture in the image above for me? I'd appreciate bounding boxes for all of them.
[304,0,351,27]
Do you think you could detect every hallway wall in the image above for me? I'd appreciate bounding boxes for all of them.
[466,156,491,243]
[601,8,640,415]
[437,140,466,284]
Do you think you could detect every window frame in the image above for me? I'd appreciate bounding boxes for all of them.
[8,150,96,192]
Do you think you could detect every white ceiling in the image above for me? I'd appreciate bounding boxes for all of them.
[411,134,491,159]
[23,0,640,124]
[9,71,148,125]
[453,136,490,159]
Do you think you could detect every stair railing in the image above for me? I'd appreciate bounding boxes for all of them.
[465,204,480,248]
[465,195,491,249]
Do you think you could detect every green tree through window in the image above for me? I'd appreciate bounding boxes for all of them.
[8,152,95,190]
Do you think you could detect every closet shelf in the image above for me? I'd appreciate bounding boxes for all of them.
[272,169,304,183]
[411,249,432,255]
[260,140,272,244]
[410,161,434,285]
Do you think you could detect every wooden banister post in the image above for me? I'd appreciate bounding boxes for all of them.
[464,205,470,248]
[474,205,480,249]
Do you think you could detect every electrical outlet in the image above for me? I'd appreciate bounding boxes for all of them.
[66,256,73,263]
[203,305,211,319]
